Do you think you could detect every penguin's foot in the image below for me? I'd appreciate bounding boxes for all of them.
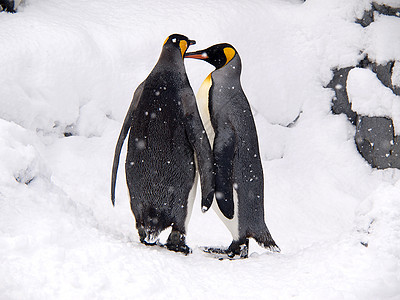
[201,247,228,255]
[142,239,161,246]
[138,226,147,243]
[138,226,160,246]
[200,245,247,260]
[165,230,192,255]
[227,238,249,259]
[166,243,191,255]
[202,239,249,259]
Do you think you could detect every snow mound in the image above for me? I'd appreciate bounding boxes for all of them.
[347,67,400,133]
[365,14,400,64]
[0,119,49,185]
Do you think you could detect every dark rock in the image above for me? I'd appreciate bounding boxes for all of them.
[355,116,396,169]
[327,67,357,124]
[15,175,35,185]
[372,2,400,17]
[371,60,400,96]
[392,62,400,96]
[357,55,371,69]
[63,132,73,137]
[356,9,374,27]
[356,55,399,96]
[393,85,400,96]
[356,3,400,28]
[390,136,400,168]
[371,61,395,89]
[346,3,400,169]
[64,124,75,136]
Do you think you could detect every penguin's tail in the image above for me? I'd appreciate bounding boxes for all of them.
[253,229,281,253]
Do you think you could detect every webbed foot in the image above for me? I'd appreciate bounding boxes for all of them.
[166,230,191,255]
[137,226,160,246]
[227,238,249,259]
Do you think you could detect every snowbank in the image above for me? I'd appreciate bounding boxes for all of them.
[1,0,400,299]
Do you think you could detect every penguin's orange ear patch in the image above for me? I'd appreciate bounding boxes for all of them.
[179,40,188,57]
[223,47,236,66]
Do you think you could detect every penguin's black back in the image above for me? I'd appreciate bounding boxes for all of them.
[125,64,196,229]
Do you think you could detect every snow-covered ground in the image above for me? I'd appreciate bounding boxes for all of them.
[1,0,400,299]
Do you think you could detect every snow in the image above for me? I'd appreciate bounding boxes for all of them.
[393,61,400,88]
[347,67,400,134]
[375,0,400,6]
[365,14,400,64]
[1,0,400,299]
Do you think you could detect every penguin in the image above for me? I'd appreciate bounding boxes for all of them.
[185,43,280,258]
[0,0,21,13]
[111,34,215,254]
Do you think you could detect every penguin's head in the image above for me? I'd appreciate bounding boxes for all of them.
[163,34,196,58]
[184,43,237,69]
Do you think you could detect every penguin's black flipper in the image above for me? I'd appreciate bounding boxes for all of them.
[111,82,144,205]
[214,126,235,219]
[181,90,215,212]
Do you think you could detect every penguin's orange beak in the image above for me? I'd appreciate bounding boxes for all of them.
[188,40,196,46]
[184,50,208,60]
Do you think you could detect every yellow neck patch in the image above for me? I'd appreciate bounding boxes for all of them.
[223,47,236,66]
[179,40,188,57]
[196,73,214,144]
[197,74,212,103]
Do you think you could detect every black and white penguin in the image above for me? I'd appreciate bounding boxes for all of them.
[185,43,280,258]
[111,34,215,254]
[0,0,21,13]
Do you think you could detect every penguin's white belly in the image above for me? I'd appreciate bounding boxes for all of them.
[197,74,239,241]
[211,189,239,241]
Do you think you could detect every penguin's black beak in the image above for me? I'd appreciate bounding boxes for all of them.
[184,50,209,60]
[189,40,196,46]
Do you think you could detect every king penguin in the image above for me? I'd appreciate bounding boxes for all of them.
[185,43,280,258]
[0,0,21,12]
[111,34,215,254]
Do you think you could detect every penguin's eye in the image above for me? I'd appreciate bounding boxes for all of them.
[172,38,177,43]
